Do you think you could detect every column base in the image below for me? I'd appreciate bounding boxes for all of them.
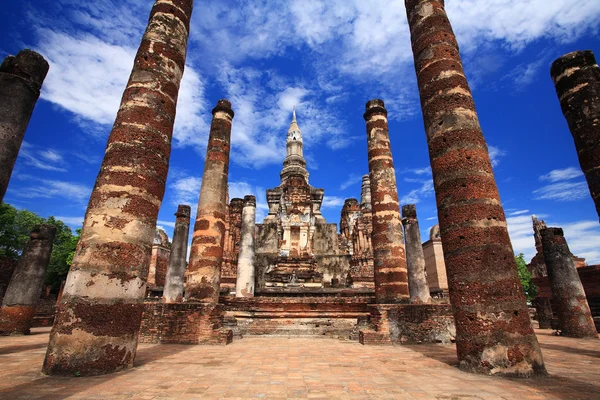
[359,304,455,345]
[139,302,232,345]
[0,305,36,335]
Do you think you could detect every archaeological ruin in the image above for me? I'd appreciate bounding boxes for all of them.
[1,0,600,394]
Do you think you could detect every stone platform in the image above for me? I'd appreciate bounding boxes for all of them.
[1,328,600,399]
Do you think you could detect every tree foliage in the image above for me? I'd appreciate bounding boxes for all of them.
[0,203,80,292]
[515,253,538,303]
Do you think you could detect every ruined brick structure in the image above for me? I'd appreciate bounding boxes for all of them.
[0,50,49,203]
[0,224,56,335]
[43,0,194,376]
[422,225,448,297]
[253,110,351,292]
[404,0,545,375]
[540,227,597,338]
[402,204,431,303]
[528,215,585,278]
[185,99,234,303]
[163,205,191,303]
[221,198,244,293]
[551,50,600,221]
[146,229,171,297]
[364,100,409,303]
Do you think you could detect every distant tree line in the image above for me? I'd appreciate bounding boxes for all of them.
[0,203,80,293]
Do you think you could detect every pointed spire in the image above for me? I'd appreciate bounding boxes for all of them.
[292,105,296,122]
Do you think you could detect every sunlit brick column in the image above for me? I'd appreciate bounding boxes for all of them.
[163,205,191,302]
[235,195,256,297]
[185,99,234,303]
[360,174,372,210]
[401,204,431,303]
[551,51,600,222]
[0,50,49,203]
[541,228,598,338]
[404,0,545,376]
[43,0,194,376]
[364,99,409,303]
[0,224,56,335]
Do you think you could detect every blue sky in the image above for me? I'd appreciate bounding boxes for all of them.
[1,0,599,264]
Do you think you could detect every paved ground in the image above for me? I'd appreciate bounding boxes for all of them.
[0,328,599,399]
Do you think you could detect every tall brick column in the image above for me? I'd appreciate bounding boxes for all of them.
[0,50,49,203]
[163,205,191,302]
[364,100,409,303]
[401,204,431,303]
[541,228,597,338]
[185,99,234,303]
[0,224,56,335]
[404,0,545,375]
[551,51,600,221]
[235,195,256,297]
[43,0,194,376]
[360,174,372,210]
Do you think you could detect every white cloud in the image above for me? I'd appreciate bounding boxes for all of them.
[322,196,345,209]
[52,215,84,229]
[340,174,362,191]
[170,176,202,206]
[488,145,506,167]
[540,167,583,182]
[13,177,91,203]
[401,167,431,176]
[507,214,538,261]
[533,181,589,202]
[508,209,530,216]
[400,179,434,205]
[18,142,68,172]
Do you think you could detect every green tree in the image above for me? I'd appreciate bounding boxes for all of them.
[515,253,538,303]
[0,203,81,292]
[0,203,44,259]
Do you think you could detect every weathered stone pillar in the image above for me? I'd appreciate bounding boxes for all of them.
[541,227,597,338]
[0,224,56,335]
[235,195,256,297]
[163,205,191,302]
[535,297,553,330]
[404,0,545,375]
[43,0,194,376]
[360,174,372,210]
[401,204,431,303]
[0,50,49,203]
[550,51,600,221]
[363,100,409,303]
[185,99,234,303]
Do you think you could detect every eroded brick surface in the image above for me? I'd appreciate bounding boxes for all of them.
[185,99,234,303]
[163,205,191,302]
[551,51,600,221]
[404,0,545,376]
[0,49,49,203]
[541,227,598,338]
[401,204,431,303]
[363,100,409,303]
[42,0,194,376]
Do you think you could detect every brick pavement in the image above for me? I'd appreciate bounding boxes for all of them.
[0,328,598,399]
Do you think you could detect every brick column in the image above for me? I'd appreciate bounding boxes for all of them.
[534,297,553,330]
[43,0,194,376]
[0,50,49,203]
[551,51,600,221]
[404,0,545,375]
[541,228,597,338]
[185,99,234,303]
[0,224,56,335]
[363,99,409,303]
[401,204,431,303]
[360,174,372,210]
[163,205,191,302]
[235,195,256,297]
